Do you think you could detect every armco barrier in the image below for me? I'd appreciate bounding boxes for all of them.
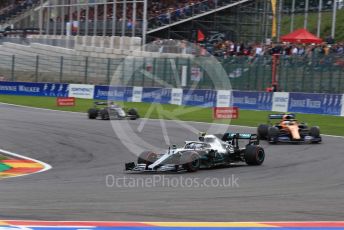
[0,81,343,116]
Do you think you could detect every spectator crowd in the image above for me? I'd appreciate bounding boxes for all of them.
[206,40,344,58]
[0,0,35,22]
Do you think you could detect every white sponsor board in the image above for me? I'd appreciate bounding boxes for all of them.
[68,84,94,99]
[341,94,344,116]
[216,90,231,107]
[132,86,143,102]
[272,92,290,112]
[171,88,183,105]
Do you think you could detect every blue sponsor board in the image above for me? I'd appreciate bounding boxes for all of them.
[94,86,133,101]
[182,89,216,107]
[141,87,172,104]
[161,88,172,104]
[288,93,342,115]
[0,81,69,97]
[233,91,272,111]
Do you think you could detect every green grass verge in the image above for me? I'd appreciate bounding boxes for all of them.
[0,155,8,161]
[282,10,344,41]
[0,95,343,136]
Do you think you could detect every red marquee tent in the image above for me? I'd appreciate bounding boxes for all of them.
[281,28,323,44]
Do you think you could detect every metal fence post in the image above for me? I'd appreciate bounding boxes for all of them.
[11,55,15,81]
[163,58,167,86]
[152,58,156,87]
[319,64,323,93]
[169,59,173,87]
[309,61,315,93]
[131,58,136,86]
[59,56,64,83]
[328,62,333,93]
[175,57,179,88]
[338,66,343,93]
[261,57,267,90]
[284,58,290,92]
[35,55,39,82]
[142,57,146,86]
[84,57,89,84]
[187,58,191,89]
[254,58,259,90]
[301,61,306,92]
[107,58,111,85]
[121,58,125,86]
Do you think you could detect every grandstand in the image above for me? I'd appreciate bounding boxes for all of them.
[0,0,343,93]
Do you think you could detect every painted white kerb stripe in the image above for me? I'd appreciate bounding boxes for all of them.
[0,148,52,178]
[0,102,343,139]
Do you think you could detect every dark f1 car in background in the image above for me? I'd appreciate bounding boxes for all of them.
[88,102,140,120]
[257,114,321,144]
[125,132,265,173]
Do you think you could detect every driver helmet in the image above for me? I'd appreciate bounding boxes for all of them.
[282,114,292,121]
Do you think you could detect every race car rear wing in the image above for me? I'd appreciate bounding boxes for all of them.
[269,114,296,120]
[222,133,259,145]
[95,102,107,105]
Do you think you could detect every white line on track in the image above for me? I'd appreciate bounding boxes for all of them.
[0,148,52,178]
[1,102,343,139]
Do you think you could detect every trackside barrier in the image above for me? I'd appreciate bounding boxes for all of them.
[0,81,69,97]
[341,95,344,116]
[0,81,343,116]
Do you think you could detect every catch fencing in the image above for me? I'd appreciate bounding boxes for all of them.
[0,53,343,93]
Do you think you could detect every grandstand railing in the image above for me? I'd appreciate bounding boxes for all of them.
[0,53,343,93]
[147,0,250,33]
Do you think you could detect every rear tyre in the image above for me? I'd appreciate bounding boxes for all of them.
[257,124,269,140]
[181,151,200,172]
[87,108,98,119]
[244,145,265,166]
[100,109,110,120]
[268,127,279,144]
[138,151,158,166]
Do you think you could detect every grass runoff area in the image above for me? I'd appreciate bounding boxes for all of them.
[0,155,8,161]
[0,95,343,136]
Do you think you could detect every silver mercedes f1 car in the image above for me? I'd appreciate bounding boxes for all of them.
[88,102,139,120]
[125,132,265,173]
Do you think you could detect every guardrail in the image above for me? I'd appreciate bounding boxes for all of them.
[0,81,343,116]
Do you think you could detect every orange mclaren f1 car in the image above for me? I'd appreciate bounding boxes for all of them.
[257,114,322,144]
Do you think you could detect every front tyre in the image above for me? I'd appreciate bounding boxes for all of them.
[181,151,200,172]
[128,108,139,120]
[268,127,279,144]
[138,151,158,166]
[310,126,320,137]
[244,145,265,166]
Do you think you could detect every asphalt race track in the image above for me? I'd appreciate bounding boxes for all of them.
[0,103,343,221]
